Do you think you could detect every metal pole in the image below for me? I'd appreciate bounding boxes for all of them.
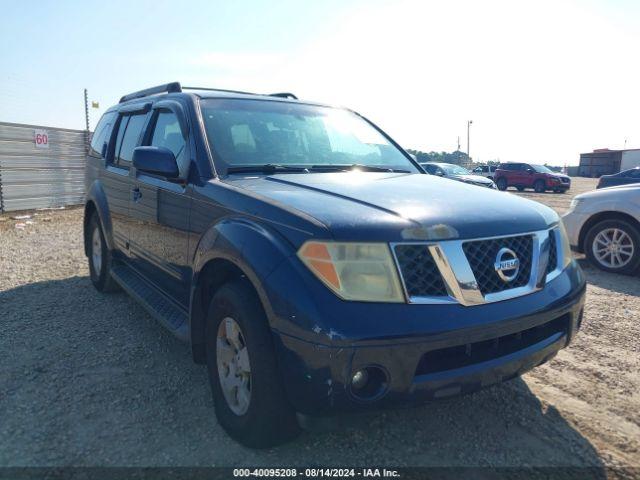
[84,89,90,131]
[467,120,473,161]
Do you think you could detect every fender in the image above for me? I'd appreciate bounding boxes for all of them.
[84,179,115,253]
[189,216,301,359]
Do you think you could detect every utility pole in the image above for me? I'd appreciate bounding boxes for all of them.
[84,88,91,154]
[467,120,473,161]
[84,88,90,131]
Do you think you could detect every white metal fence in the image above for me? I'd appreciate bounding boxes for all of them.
[0,122,88,213]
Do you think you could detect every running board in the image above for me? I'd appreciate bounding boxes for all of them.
[110,264,189,342]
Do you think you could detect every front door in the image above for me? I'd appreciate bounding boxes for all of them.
[128,106,191,307]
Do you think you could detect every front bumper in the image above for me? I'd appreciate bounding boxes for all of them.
[267,261,586,415]
[562,210,589,251]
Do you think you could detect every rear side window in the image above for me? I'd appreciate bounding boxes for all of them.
[148,110,188,176]
[115,114,147,168]
[501,163,521,171]
[90,112,116,157]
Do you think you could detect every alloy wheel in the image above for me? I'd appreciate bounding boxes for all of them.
[592,228,634,269]
[91,227,103,275]
[216,317,252,415]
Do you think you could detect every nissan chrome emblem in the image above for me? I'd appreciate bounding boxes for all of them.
[494,247,520,282]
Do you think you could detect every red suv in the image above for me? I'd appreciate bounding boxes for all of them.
[494,163,571,193]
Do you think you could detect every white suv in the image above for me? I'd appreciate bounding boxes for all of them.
[563,185,640,274]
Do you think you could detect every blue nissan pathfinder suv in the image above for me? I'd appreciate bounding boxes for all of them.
[84,82,586,447]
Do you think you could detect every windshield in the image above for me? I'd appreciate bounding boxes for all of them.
[200,99,419,174]
[530,164,554,174]
[439,164,470,175]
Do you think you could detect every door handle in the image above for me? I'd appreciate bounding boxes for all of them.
[132,187,142,202]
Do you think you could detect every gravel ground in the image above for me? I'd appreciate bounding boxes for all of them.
[0,177,638,473]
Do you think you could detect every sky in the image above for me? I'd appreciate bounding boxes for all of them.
[1,0,639,166]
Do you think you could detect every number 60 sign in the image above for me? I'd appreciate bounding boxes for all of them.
[34,129,49,148]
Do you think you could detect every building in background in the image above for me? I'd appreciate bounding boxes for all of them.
[578,148,640,177]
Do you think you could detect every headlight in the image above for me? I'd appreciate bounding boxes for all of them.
[557,221,573,268]
[297,241,405,302]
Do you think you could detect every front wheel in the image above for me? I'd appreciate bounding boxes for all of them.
[496,178,507,191]
[205,280,300,448]
[584,219,640,275]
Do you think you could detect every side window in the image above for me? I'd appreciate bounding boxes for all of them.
[149,110,188,176]
[90,112,116,157]
[117,114,148,168]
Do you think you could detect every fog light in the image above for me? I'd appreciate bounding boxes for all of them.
[351,369,369,389]
[349,366,389,401]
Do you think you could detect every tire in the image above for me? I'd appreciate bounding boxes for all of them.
[584,219,640,275]
[87,214,119,292]
[534,180,546,193]
[516,186,525,192]
[496,178,507,191]
[205,280,300,448]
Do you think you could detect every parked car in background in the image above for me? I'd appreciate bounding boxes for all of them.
[563,185,640,274]
[597,167,640,189]
[421,162,497,188]
[472,164,498,180]
[494,163,571,193]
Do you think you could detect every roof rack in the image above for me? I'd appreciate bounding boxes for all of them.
[119,82,299,103]
[269,92,298,100]
[119,82,182,103]
[181,86,257,95]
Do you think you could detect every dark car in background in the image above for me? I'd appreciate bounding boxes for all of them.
[83,82,585,448]
[421,162,496,188]
[494,162,571,193]
[597,167,640,189]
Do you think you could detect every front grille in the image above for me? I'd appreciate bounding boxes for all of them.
[415,314,569,376]
[547,230,558,274]
[394,245,448,297]
[462,235,533,295]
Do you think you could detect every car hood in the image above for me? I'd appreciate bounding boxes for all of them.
[222,172,559,241]
[450,174,494,184]
[578,183,640,199]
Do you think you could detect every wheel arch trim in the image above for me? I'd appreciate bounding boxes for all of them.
[83,180,114,255]
[189,217,298,363]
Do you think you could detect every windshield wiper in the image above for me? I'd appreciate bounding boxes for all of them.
[226,164,310,174]
[309,164,410,173]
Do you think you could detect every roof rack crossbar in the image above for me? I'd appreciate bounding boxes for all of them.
[269,92,298,99]
[119,82,182,103]
[182,86,257,95]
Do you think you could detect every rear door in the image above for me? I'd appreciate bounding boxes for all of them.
[512,163,528,186]
[101,108,149,253]
[128,101,191,307]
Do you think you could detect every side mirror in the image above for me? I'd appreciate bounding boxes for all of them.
[133,146,179,178]
[100,142,108,159]
[436,170,444,176]
[526,168,534,174]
